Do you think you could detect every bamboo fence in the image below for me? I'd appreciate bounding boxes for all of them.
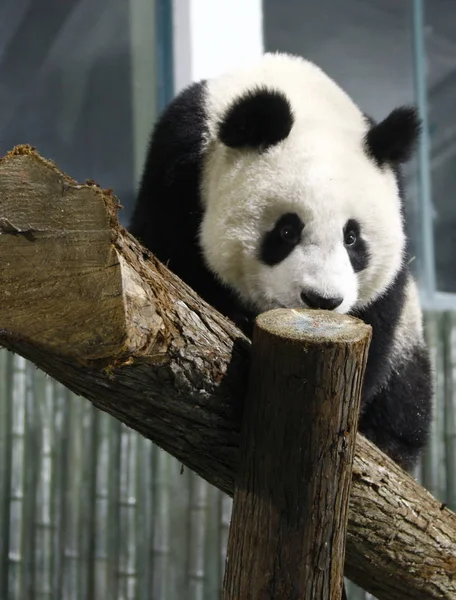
[0,311,453,600]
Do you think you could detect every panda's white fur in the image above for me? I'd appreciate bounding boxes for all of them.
[130,52,432,471]
[389,275,425,363]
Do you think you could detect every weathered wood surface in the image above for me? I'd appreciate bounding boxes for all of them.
[1,147,455,600]
[222,310,371,600]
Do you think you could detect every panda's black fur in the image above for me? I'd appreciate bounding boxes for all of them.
[130,54,432,471]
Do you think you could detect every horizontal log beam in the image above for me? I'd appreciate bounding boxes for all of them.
[1,146,455,599]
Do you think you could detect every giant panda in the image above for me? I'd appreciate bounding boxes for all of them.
[130,52,432,472]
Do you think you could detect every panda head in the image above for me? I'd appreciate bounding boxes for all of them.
[199,54,420,314]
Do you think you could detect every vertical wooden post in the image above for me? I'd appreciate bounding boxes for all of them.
[222,309,371,600]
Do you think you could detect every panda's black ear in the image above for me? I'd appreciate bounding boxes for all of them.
[218,88,294,150]
[365,107,421,166]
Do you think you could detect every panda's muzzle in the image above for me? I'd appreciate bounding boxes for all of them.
[300,290,343,311]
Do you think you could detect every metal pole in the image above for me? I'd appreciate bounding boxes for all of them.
[412,0,437,299]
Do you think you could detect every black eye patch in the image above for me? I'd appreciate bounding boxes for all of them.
[260,212,304,266]
[344,219,369,272]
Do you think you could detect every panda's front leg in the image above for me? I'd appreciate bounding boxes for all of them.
[358,347,433,471]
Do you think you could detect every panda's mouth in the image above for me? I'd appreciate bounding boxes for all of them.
[254,299,300,312]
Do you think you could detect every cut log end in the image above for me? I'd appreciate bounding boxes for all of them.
[256,308,372,345]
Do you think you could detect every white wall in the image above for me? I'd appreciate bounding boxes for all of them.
[172,0,264,93]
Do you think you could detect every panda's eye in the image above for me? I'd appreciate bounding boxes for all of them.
[280,224,300,244]
[261,212,304,266]
[344,229,357,246]
[344,219,360,247]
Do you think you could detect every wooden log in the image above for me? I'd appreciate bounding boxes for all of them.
[222,310,371,600]
[1,147,456,599]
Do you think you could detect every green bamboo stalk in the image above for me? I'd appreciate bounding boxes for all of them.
[106,418,122,599]
[61,389,85,600]
[422,311,445,500]
[166,456,189,599]
[443,312,456,510]
[22,361,41,599]
[218,493,232,596]
[136,437,154,600]
[151,447,171,600]
[33,368,55,600]
[204,485,223,600]
[80,404,100,600]
[93,412,113,599]
[52,383,71,597]
[9,355,27,600]
[118,426,139,599]
[76,399,96,599]
[187,473,208,600]
[23,362,40,598]
[0,349,14,599]
[47,377,59,600]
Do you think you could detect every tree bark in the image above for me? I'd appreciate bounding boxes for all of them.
[222,310,371,600]
[1,147,455,600]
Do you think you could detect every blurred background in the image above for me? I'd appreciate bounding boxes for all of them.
[0,1,455,599]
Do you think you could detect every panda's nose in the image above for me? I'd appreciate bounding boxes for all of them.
[300,290,343,311]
